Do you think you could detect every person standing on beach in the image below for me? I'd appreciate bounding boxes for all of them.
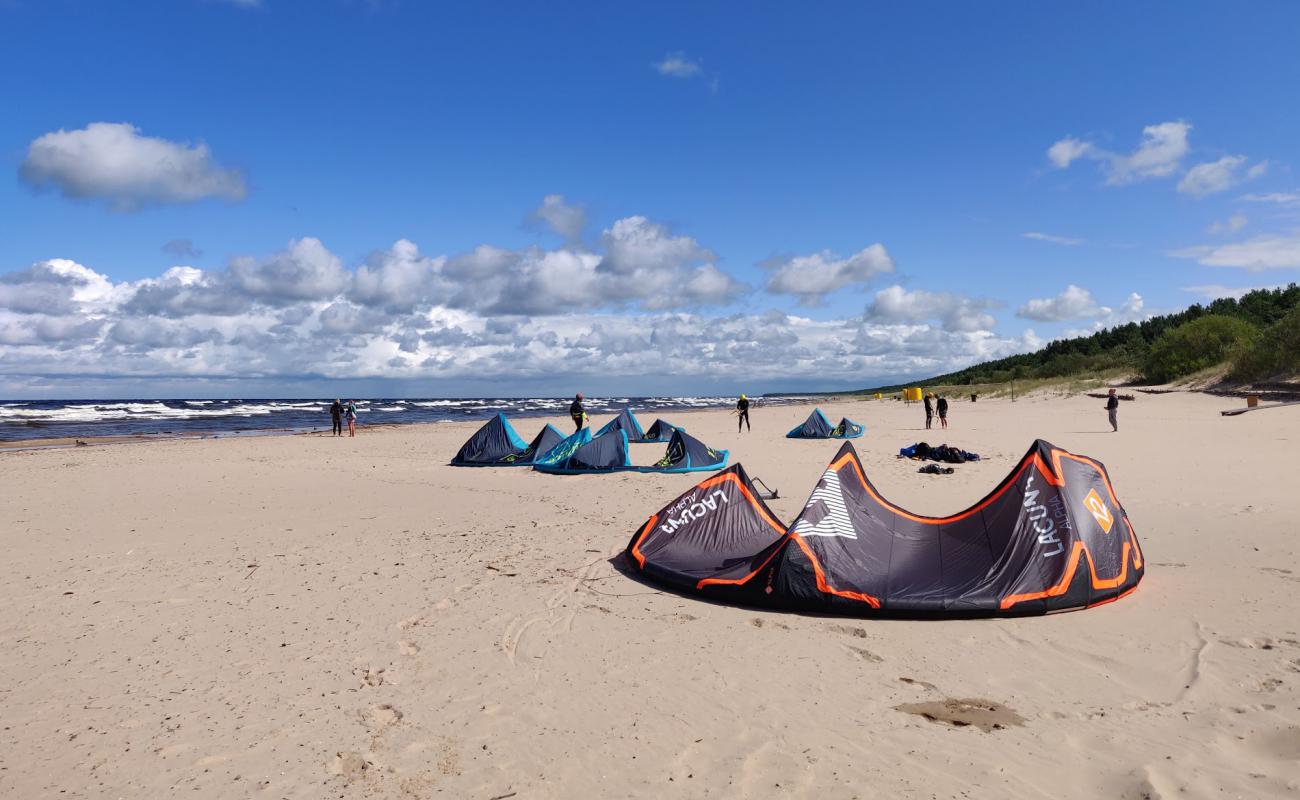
[569,393,586,432]
[736,394,751,432]
[923,392,934,430]
[329,399,343,437]
[345,400,357,437]
[1105,389,1119,432]
[936,394,949,429]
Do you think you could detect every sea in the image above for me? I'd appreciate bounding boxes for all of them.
[0,396,806,444]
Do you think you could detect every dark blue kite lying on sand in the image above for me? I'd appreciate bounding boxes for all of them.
[786,408,864,439]
[596,408,683,444]
[450,413,565,466]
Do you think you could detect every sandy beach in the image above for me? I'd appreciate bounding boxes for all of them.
[3,392,1299,798]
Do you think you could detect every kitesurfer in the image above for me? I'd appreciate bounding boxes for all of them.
[570,393,587,432]
[736,394,751,432]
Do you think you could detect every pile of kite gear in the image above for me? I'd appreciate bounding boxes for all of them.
[451,409,726,474]
[917,464,955,475]
[786,408,865,439]
[625,439,1143,617]
[899,442,980,463]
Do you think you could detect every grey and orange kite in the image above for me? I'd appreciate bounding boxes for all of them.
[625,439,1142,616]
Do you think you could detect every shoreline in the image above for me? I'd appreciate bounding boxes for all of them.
[0,396,826,452]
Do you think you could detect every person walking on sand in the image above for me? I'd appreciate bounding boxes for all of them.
[1105,388,1119,432]
[736,394,751,433]
[923,392,934,430]
[937,394,949,429]
[345,400,358,437]
[569,393,587,432]
[329,398,343,437]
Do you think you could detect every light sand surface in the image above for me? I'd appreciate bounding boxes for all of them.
[3,393,1299,798]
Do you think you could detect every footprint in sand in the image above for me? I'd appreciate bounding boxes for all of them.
[397,640,420,656]
[895,698,1025,732]
[656,612,699,623]
[326,751,369,780]
[843,644,883,663]
[359,703,403,731]
[829,624,868,639]
[356,666,385,687]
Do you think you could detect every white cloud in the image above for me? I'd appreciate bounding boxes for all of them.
[1048,121,1191,185]
[1047,138,1093,169]
[1060,293,1146,337]
[864,285,998,332]
[762,244,895,305]
[1207,214,1248,235]
[1016,285,1100,322]
[19,122,246,211]
[1021,231,1082,246]
[530,194,587,239]
[653,52,702,78]
[1177,155,1266,196]
[0,248,1032,393]
[1239,191,1300,207]
[1170,234,1300,271]
[1106,121,1191,184]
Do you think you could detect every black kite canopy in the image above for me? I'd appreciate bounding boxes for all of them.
[626,439,1142,616]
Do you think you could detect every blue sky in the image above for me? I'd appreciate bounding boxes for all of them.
[2,1,1299,398]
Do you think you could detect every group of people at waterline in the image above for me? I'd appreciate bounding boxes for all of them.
[566,393,753,433]
[328,399,357,437]
[326,390,1120,439]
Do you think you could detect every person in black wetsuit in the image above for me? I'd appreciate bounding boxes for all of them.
[736,394,750,432]
[923,392,934,430]
[1105,388,1119,432]
[329,399,343,437]
[936,394,949,429]
[569,393,586,432]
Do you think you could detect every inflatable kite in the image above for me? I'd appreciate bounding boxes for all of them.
[626,439,1142,616]
[450,413,565,467]
[534,427,728,475]
[786,408,865,439]
[640,418,681,443]
[596,407,646,442]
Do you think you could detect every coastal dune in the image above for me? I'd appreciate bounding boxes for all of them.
[2,393,1298,798]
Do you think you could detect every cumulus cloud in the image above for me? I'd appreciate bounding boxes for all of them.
[1207,214,1248,235]
[19,122,246,211]
[1170,234,1300,271]
[0,253,1030,393]
[653,52,703,78]
[1048,121,1190,185]
[1060,293,1146,337]
[1021,232,1082,246]
[1178,155,1265,196]
[529,194,587,239]
[0,258,122,315]
[864,285,998,332]
[1016,285,1100,322]
[762,245,895,305]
